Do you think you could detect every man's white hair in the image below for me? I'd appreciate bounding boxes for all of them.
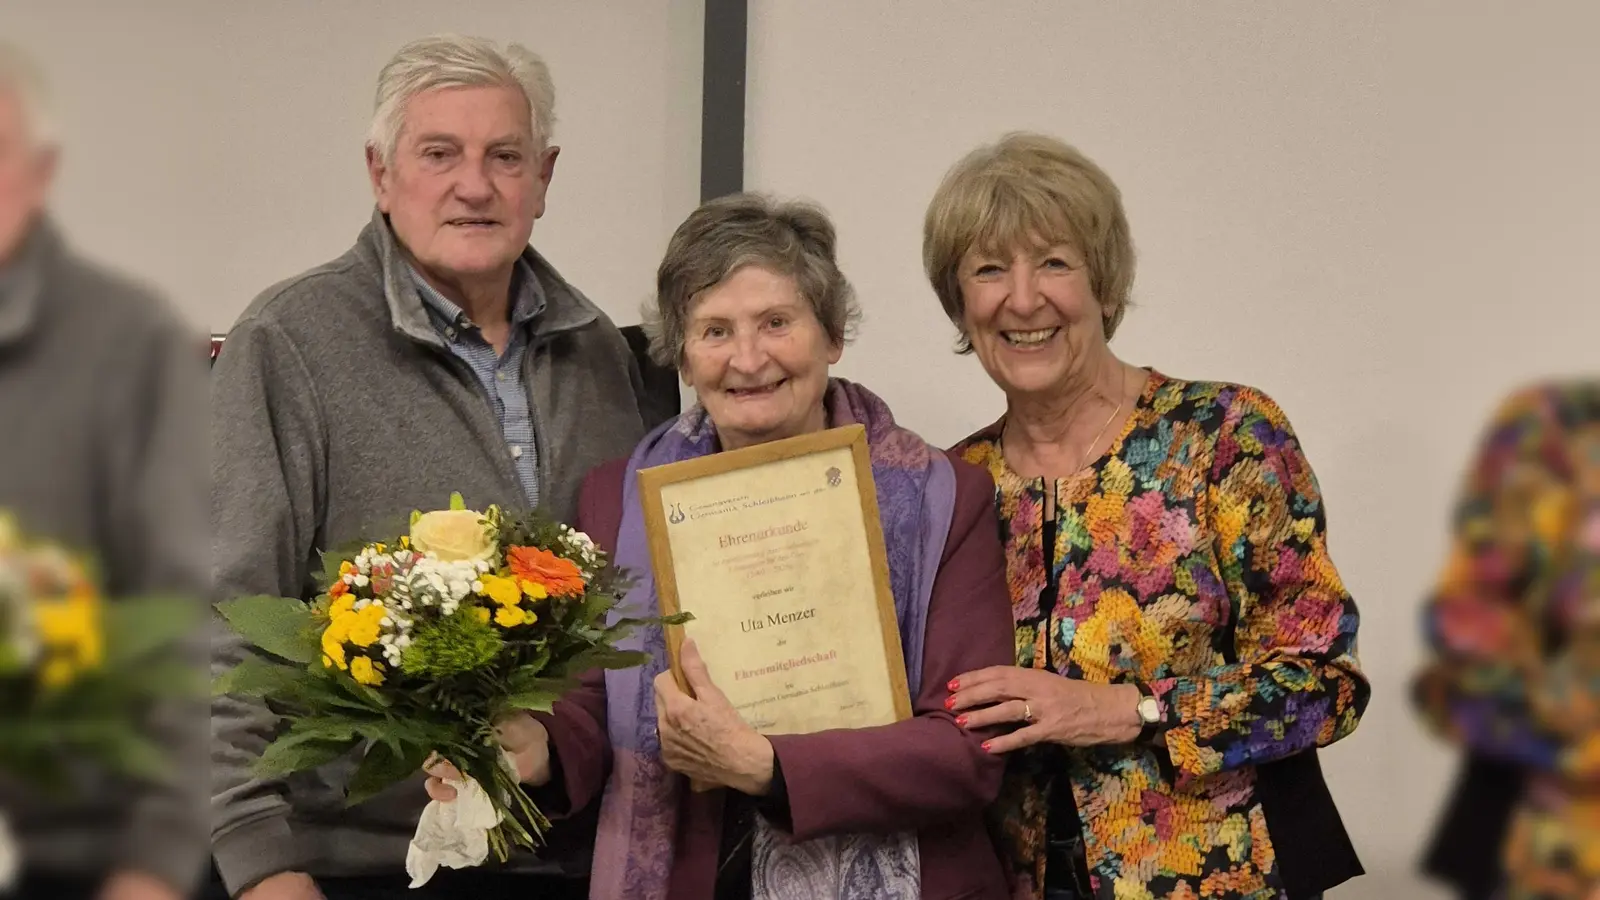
[368,34,555,164]
[0,40,58,149]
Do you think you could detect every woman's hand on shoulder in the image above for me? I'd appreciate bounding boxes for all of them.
[946,666,1144,753]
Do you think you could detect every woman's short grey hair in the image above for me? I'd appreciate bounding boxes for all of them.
[368,34,555,164]
[0,41,57,148]
[645,193,860,369]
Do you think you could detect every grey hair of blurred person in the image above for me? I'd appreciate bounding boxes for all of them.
[0,41,58,151]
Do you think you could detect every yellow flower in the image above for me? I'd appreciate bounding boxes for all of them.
[410,509,497,563]
[40,657,74,689]
[330,594,356,617]
[494,606,526,628]
[349,655,385,686]
[322,636,347,670]
[339,561,356,578]
[35,596,93,645]
[346,604,386,648]
[473,607,491,624]
[321,613,353,670]
[479,574,523,607]
[520,580,548,601]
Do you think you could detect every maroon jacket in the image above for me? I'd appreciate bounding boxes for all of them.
[534,452,1016,899]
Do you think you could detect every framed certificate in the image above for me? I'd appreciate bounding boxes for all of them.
[638,425,912,735]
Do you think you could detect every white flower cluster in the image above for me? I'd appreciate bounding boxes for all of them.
[0,536,77,670]
[0,563,36,668]
[559,526,601,575]
[341,545,494,668]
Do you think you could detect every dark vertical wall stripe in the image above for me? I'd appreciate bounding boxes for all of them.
[700,0,747,202]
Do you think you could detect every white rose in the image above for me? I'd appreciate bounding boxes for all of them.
[410,509,498,564]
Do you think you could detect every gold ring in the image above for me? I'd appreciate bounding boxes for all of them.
[1022,702,1033,723]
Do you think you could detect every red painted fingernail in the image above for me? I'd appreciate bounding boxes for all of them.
[947,678,960,691]
[956,715,969,727]
[982,740,993,752]
[944,696,955,710]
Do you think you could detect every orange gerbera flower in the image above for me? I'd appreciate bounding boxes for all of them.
[506,546,585,597]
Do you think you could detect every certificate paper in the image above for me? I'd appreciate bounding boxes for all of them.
[638,425,912,735]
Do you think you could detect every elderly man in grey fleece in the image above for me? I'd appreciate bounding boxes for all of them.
[208,34,663,900]
[0,42,209,900]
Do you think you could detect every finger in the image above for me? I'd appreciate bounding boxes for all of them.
[955,699,1031,731]
[948,677,1023,712]
[982,723,1051,755]
[424,776,458,802]
[679,639,726,703]
[945,665,1013,693]
[423,757,463,782]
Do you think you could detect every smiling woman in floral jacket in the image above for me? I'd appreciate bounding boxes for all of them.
[929,132,1370,900]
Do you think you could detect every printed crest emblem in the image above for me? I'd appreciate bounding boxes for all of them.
[825,466,842,487]
[668,503,686,525]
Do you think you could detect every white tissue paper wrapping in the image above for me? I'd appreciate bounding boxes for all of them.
[0,810,19,891]
[406,752,516,889]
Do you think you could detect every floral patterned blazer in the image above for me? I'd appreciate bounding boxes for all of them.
[953,369,1369,900]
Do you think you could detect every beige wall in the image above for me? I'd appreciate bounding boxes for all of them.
[746,2,1598,896]
[0,0,704,332]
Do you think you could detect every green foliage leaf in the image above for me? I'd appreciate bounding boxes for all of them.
[549,646,649,678]
[213,656,306,698]
[346,738,431,806]
[503,688,563,714]
[101,595,200,666]
[216,595,319,664]
[449,492,466,511]
[257,726,359,776]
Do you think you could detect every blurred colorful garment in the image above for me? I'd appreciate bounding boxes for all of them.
[1415,381,1600,900]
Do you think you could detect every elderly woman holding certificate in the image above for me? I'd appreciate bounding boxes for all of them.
[931,133,1371,900]
[426,193,1017,899]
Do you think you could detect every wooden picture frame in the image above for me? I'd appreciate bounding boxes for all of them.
[637,424,913,734]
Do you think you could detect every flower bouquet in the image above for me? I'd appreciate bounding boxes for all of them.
[214,494,685,883]
[0,513,200,889]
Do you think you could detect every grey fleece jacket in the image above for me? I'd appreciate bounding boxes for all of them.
[0,218,210,893]
[209,210,653,896]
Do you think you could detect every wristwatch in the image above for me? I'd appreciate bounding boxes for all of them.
[1133,681,1162,744]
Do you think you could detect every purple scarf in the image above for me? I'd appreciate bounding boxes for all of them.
[590,378,957,900]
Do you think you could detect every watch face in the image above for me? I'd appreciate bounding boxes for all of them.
[1139,697,1160,724]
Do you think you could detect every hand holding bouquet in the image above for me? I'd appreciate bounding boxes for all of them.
[215,494,685,886]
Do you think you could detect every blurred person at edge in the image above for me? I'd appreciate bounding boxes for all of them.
[930,133,1370,900]
[0,41,209,900]
[1415,381,1600,900]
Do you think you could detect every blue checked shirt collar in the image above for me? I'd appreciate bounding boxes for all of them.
[408,257,547,339]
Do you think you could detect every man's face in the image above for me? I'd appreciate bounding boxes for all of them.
[0,87,54,266]
[367,84,556,286]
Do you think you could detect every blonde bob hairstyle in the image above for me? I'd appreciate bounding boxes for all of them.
[922,132,1135,352]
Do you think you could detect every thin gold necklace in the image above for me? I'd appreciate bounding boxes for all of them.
[1079,388,1125,472]
[1005,368,1128,478]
